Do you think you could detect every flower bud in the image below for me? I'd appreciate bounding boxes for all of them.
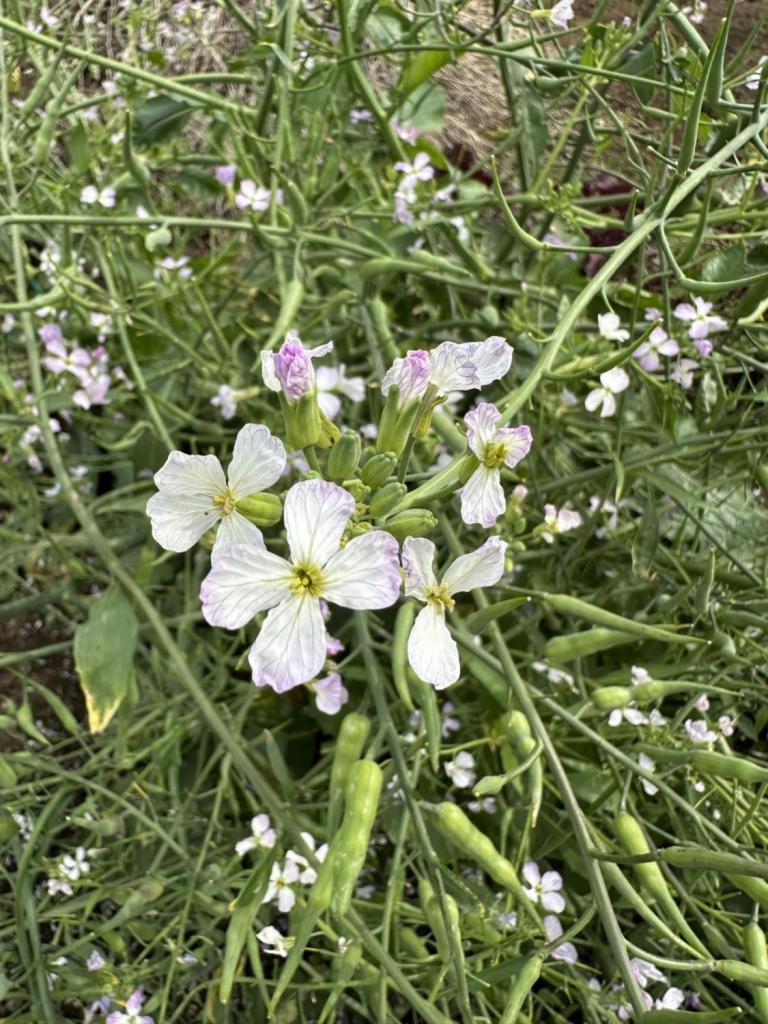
[360,452,397,488]
[236,492,283,527]
[383,508,437,542]
[369,481,407,518]
[328,431,362,482]
[279,391,322,449]
[590,686,632,710]
[376,386,422,456]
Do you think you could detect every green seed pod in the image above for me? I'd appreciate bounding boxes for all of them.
[399,926,430,960]
[743,923,768,1022]
[690,750,768,785]
[221,853,276,1004]
[716,958,768,986]
[328,431,362,482]
[545,627,637,663]
[392,602,416,712]
[732,874,768,907]
[712,630,738,661]
[360,452,397,489]
[331,760,383,917]
[369,481,407,518]
[383,508,437,542]
[591,686,633,710]
[0,812,18,842]
[639,1010,740,1023]
[235,492,283,527]
[661,846,768,880]
[500,955,543,1024]
[426,892,462,967]
[328,713,370,834]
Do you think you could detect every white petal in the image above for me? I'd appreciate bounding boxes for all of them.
[284,480,355,566]
[522,861,541,887]
[200,544,292,628]
[153,450,226,496]
[501,425,533,468]
[429,342,479,394]
[227,424,286,497]
[464,336,513,385]
[442,536,507,595]
[308,340,334,359]
[146,490,221,552]
[248,595,326,692]
[460,466,505,528]
[407,605,460,689]
[212,511,265,560]
[600,392,616,417]
[600,366,630,394]
[317,390,342,419]
[464,402,502,458]
[584,388,604,412]
[401,537,437,599]
[322,531,402,608]
[261,351,281,392]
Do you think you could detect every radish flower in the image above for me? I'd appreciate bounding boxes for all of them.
[585,366,629,417]
[200,480,401,692]
[106,989,154,1024]
[522,861,565,913]
[673,296,727,341]
[633,327,679,372]
[461,402,532,527]
[597,312,629,343]
[262,332,334,402]
[146,424,286,558]
[401,535,507,689]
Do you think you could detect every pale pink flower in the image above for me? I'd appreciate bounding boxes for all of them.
[673,297,727,340]
[314,672,349,715]
[718,715,735,737]
[394,151,434,197]
[235,179,273,212]
[106,988,154,1024]
[672,357,699,389]
[551,0,575,29]
[460,403,532,527]
[541,504,581,543]
[235,813,277,857]
[444,750,476,789]
[81,184,116,208]
[597,312,629,343]
[685,719,717,744]
[747,56,768,91]
[638,753,658,795]
[261,331,333,401]
[214,164,236,186]
[210,384,238,420]
[543,914,578,963]
[316,364,365,419]
[633,327,679,372]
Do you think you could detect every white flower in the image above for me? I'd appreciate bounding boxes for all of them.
[532,661,576,688]
[460,403,532,527]
[87,950,106,971]
[638,753,658,795]
[286,832,329,885]
[648,709,667,727]
[381,337,513,408]
[540,504,581,543]
[543,914,578,963]
[210,385,238,420]
[80,185,117,208]
[522,861,565,914]
[47,878,74,897]
[633,327,679,372]
[394,151,434,198]
[585,366,630,417]
[235,180,274,212]
[597,312,629,343]
[315,364,366,419]
[608,707,648,727]
[313,672,349,715]
[257,925,294,957]
[631,665,651,684]
[235,813,277,857]
[685,719,717,744]
[550,0,574,29]
[146,424,285,558]
[468,796,496,813]
[263,858,301,913]
[694,693,710,712]
[200,480,401,692]
[746,55,767,90]
[630,957,667,988]
[444,750,476,789]
[105,987,153,1024]
[401,535,507,689]
[655,987,685,1011]
[60,847,90,880]
[718,714,735,737]
[673,297,727,341]
[671,357,699,390]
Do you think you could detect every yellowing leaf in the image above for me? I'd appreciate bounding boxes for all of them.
[74,587,138,733]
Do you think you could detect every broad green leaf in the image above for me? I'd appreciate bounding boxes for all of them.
[132,95,195,148]
[398,49,453,97]
[624,43,657,105]
[699,241,746,291]
[396,81,445,132]
[74,586,138,733]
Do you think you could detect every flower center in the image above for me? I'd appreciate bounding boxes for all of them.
[482,441,507,469]
[425,585,454,613]
[290,563,325,598]
[212,489,236,516]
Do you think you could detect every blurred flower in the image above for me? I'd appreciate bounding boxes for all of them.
[673,297,727,341]
[747,55,768,90]
[286,832,328,885]
[543,914,578,963]
[608,707,648,727]
[585,366,630,417]
[154,256,192,281]
[394,152,434,200]
[314,672,349,714]
[540,504,581,543]
[631,666,651,684]
[551,0,575,29]
[214,164,236,186]
[522,862,565,913]
[210,384,238,420]
[638,753,658,795]
[633,327,679,372]
[236,813,277,857]
[87,950,106,971]
[106,987,154,1024]
[262,858,301,912]
[671,357,699,389]
[597,312,629,343]
[316,363,365,419]
[350,108,373,123]
[685,719,717,744]
[630,957,667,987]
[444,750,477,789]
[718,714,735,737]
[694,694,710,712]
[80,184,116,208]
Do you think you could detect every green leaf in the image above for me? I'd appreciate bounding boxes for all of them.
[68,119,91,174]
[74,586,138,733]
[395,81,445,132]
[398,49,453,97]
[132,95,195,148]
[624,43,657,105]
[699,242,746,292]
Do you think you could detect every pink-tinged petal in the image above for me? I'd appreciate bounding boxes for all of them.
[429,342,479,395]
[500,425,532,468]
[522,860,541,887]
[407,605,460,689]
[126,990,144,1014]
[227,423,286,496]
[381,350,431,403]
[658,336,679,356]
[322,531,401,608]
[106,1013,127,1024]
[284,479,355,566]
[248,595,326,692]
[465,336,513,385]
[261,350,281,392]
[401,537,437,598]
[200,544,292,628]
[153,450,226,496]
[442,536,507,595]
[543,914,563,942]
[688,320,709,340]
[541,870,563,893]
[464,402,502,458]
[541,891,566,913]
[460,466,505,528]
[314,672,349,714]
[212,511,265,559]
[673,302,696,321]
[146,490,221,552]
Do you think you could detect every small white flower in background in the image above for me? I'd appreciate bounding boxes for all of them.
[394,151,434,198]
[608,706,648,727]
[499,910,518,930]
[12,812,33,842]
[210,384,238,420]
[176,952,197,965]
[235,813,277,857]
[655,988,685,1011]
[630,957,667,988]
[633,327,679,372]
[685,719,717,744]
[522,861,565,913]
[631,665,651,684]
[540,504,582,544]
[532,661,576,688]
[80,185,117,209]
[214,164,236,186]
[257,925,294,958]
[648,709,666,727]
[589,495,619,537]
[47,877,74,897]
[638,753,659,795]
[718,714,735,737]
[391,119,420,144]
[40,6,59,28]
[441,702,461,737]
[560,387,578,407]
[747,55,768,90]
[671,357,699,390]
[444,750,477,789]
[448,216,470,243]
[350,108,373,123]
[460,403,532,528]
[235,179,276,212]
[60,846,90,880]
[693,778,706,793]
[543,914,578,964]
[87,950,106,971]
[313,672,349,715]
[2,313,16,332]
[673,297,727,341]
[401,535,507,689]
[550,0,575,29]
[262,858,301,913]
[394,192,414,225]
[468,796,497,813]
[316,364,366,419]
[154,256,192,280]
[597,312,629,343]
[89,311,112,342]
[105,987,154,1024]
[287,832,328,885]
[694,693,709,712]
[585,366,630,417]
[146,423,286,558]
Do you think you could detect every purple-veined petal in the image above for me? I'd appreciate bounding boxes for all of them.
[227,424,286,497]
[322,531,401,608]
[212,511,265,559]
[261,351,281,392]
[153,450,226,496]
[200,544,292,628]
[500,425,532,468]
[463,336,513,385]
[464,402,502,458]
[673,302,696,322]
[284,479,355,566]
[460,465,506,528]
[248,595,326,692]
[442,536,507,595]
[380,350,432,403]
[146,490,221,552]
[401,537,437,598]
[407,604,460,689]
[429,342,479,394]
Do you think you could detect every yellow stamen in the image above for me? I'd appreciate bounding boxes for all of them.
[425,585,454,612]
[290,563,325,598]
[482,442,507,469]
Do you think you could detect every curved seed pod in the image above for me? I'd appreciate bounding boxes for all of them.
[743,922,768,1022]
[328,712,370,834]
[331,760,382,917]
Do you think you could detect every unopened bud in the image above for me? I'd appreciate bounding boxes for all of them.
[328,431,361,482]
[360,452,397,489]
[369,482,407,518]
[383,508,437,542]
[376,387,421,456]
[236,492,283,527]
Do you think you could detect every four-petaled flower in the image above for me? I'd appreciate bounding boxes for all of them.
[257,925,294,957]
[81,184,116,208]
[146,424,286,558]
[685,719,717,744]
[540,504,581,543]
[461,402,532,527]
[401,536,507,689]
[597,312,629,343]
[200,480,401,691]
[235,180,277,212]
[673,297,727,341]
[394,151,434,199]
[585,366,630,417]
[522,861,565,913]
[262,332,334,401]
[551,0,575,29]
[633,327,679,372]
[444,750,476,789]
[235,813,277,857]
[381,337,513,406]
[313,672,349,714]
[263,858,301,912]
[106,988,154,1024]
